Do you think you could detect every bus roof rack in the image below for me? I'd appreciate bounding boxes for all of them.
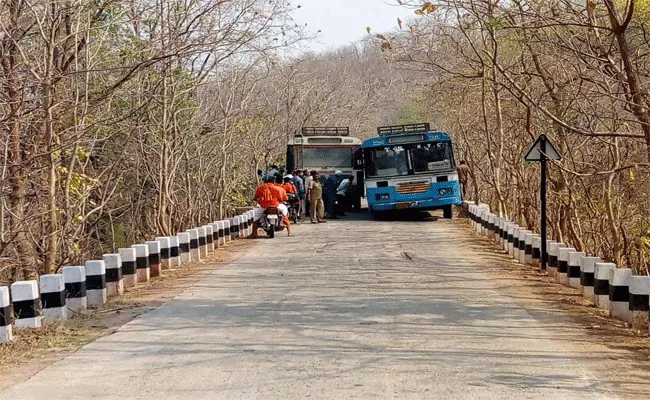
[300,127,350,137]
[377,123,431,136]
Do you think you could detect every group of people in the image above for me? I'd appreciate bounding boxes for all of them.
[250,168,353,238]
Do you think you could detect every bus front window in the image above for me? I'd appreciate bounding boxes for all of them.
[367,147,409,177]
[302,147,353,168]
[410,142,452,173]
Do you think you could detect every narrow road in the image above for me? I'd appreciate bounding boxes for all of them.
[3,213,650,399]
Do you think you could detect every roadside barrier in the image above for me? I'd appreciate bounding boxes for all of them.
[119,248,138,288]
[62,266,87,313]
[40,274,67,324]
[0,210,251,343]
[11,281,41,328]
[463,203,650,330]
[85,260,107,307]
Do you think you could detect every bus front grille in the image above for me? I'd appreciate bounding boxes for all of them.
[395,181,430,194]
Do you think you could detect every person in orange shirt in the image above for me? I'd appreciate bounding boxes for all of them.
[250,174,291,238]
[281,175,297,194]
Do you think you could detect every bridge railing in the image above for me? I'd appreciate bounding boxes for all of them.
[0,210,255,344]
[462,201,650,332]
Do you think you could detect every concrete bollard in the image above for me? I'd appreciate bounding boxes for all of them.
[146,240,161,278]
[40,274,67,324]
[216,221,225,246]
[210,223,221,249]
[517,229,530,264]
[486,214,495,239]
[508,223,519,257]
[512,227,521,259]
[224,220,231,243]
[567,251,586,289]
[494,217,503,245]
[629,276,650,331]
[103,253,124,296]
[503,221,514,252]
[469,205,476,229]
[547,241,565,279]
[203,225,215,253]
[0,287,12,343]
[156,237,171,270]
[579,256,601,299]
[132,244,150,283]
[188,229,201,262]
[523,232,535,265]
[594,263,615,309]
[230,217,239,240]
[11,281,41,328]
[247,211,254,236]
[531,236,541,268]
[557,247,576,286]
[197,227,208,258]
[84,260,107,307]
[118,248,138,288]
[178,232,191,264]
[169,236,181,268]
[62,266,87,313]
[609,268,633,323]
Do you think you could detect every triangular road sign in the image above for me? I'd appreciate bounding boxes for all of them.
[524,134,561,162]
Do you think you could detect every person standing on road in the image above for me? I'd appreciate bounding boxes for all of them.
[335,171,351,216]
[304,170,314,218]
[457,160,471,198]
[292,170,305,217]
[323,172,338,219]
[308,172,326,223]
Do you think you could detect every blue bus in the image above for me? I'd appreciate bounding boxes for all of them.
[361,123,462,218]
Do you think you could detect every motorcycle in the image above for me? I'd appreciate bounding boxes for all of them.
[286,193,300,224]
[259,206,285,238]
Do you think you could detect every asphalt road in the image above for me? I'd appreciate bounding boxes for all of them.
[3,212,650,399]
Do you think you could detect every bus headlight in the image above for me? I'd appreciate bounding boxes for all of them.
[438,188,452,196]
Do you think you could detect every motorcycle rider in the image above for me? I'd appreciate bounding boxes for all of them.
[281,175,298,194]
[249,175,292,238]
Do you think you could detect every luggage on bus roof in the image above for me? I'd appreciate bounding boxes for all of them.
[300,127,350,137]
[377,123,431,136]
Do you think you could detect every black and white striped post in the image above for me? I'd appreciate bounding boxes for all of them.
[178,232,191,264]
[146,240,161,278]
[239,215,247,238]
[132,244,150,283]
[512,227,521,260]
[579,256,601,300]
[188,229,200,262]
[0,287,11,343]
[507,223,519,258]
[224,220,231,243]
[156,237,171,270]
[103,253,124,296]
[218,221,226,246]
[85,260,107,307]
[229,217,239,240]
[169,236,181,268]
[203,225,214,253]
[118,248,137,288]
[629,276,650,332]
[11,281,41,328]
[594,262,615,309]
[197,227,208,258]
[557,247,576,286]
[62,266,87,313]
[40,274,67,323]
[522,232,534,265]
[210,223,220,249]
[609,268,632,322]
[532,236,542,268]
[567,251,586,289]
[547,241,565,279]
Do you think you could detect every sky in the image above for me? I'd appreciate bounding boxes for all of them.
[290,0,405,53]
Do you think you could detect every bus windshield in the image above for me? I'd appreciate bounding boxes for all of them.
[302,146,353,168]
[365,141,453,178]
[365,147,409,177]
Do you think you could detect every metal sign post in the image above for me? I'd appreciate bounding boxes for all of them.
[524,134,561,271]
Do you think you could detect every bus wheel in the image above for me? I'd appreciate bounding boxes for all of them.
[443,205,453,219]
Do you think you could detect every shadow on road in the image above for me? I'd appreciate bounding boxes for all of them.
[322,209,440,223]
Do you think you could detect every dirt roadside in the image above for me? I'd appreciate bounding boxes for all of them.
[454,219,650,360]
[0,240,254,391]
